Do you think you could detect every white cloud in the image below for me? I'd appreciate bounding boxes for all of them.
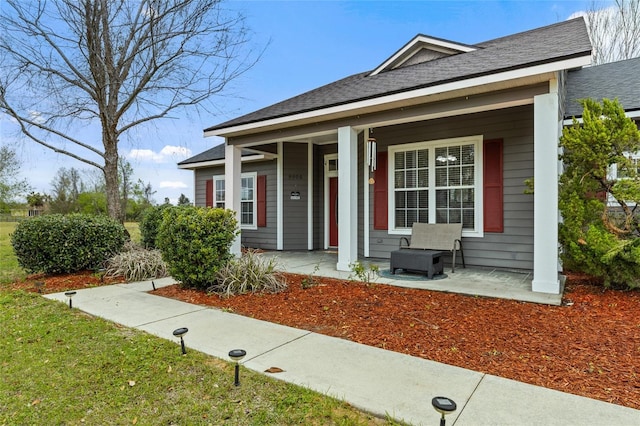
[126,145,192,163]
[159,180,188,189]
[160,145,192,158]
[29,110,45,124]
[128,148,164,162]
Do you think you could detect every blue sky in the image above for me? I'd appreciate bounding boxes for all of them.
[2,0,598,204]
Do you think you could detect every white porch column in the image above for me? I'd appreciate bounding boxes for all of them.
[337,126,358,271]
[532,93,560,293]
[225,143,242,257]
[277,142,283,250]
[307,141,314,250]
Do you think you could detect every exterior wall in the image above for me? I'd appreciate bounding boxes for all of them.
[191,105,535,269]
[282,142,310,250]
[367,105,535,270]
[193,160,278,250]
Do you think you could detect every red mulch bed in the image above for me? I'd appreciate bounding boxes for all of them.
[151,272,640,410]
[8,270,639,410]
[8,270,124,293]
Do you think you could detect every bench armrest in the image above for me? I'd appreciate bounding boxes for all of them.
[399,236,410,249]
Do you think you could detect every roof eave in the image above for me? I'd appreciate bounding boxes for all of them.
[177,153,275,170]
[205,53,592,139]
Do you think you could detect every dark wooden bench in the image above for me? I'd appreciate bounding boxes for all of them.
[391,223,465,275]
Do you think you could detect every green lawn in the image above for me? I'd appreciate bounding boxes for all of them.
[0,222,397,424]
[0,222,24,285]
[0,290,395,425]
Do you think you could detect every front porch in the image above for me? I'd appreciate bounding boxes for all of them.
[260,250,564,305]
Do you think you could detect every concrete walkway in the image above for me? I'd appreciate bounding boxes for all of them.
[45,279,640,425]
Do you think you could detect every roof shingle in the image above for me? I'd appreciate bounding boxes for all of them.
[205,18,591,133]
[565,56,640,118]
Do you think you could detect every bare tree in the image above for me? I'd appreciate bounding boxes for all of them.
[0,0,257,221]
[585,0,640,64]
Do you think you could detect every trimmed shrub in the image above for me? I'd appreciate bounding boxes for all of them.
[139,204,173,249]
[156,206,238,289]
[210,249,287,297]
[105,241,168,282]
[11,214,127,274]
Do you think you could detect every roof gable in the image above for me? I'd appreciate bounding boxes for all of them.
[205,18,591,136]
[370,34,477,76]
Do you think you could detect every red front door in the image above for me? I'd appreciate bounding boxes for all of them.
[329,177,338,247]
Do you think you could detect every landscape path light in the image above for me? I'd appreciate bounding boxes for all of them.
[431,396,456,426]
[172,327,189,355]
[64,291,77,308]
[228,349,246,386]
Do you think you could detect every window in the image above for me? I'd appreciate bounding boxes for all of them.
[616,156,640,179]
[212,172,257,229]
[388,135,483,236]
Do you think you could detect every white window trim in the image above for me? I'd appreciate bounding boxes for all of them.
[387,135,484,238]
[212,172,258,230]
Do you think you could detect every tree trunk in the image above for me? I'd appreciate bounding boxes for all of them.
[104,140,122,222]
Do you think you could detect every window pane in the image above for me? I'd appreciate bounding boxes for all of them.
[405,150,416,169]
[395,152,405,170]
[463,210,474,229]
[407,191,417,208]
[418,169,428,187]
[449,210,461,224]
[435,168,447,186]
[449,146,461,165]
[462,166,474,185]
[436,189,448,208]
[417,149,429,168]
[395,209,406,228]
[418,209,429,223]
[406,210,417,226]
[394,171,405,189]
[449,167,461,186]
[462,144,474,165]
[462,189,474,208]
[450,189,461,208]
[395,191,406,208]
[418,190,428,208]
[436,209,447,223]
[406,170,417,188]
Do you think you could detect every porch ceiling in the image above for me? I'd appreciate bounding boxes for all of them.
[226,79,551,147]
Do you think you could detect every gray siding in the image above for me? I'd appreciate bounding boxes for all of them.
[282,142,310,250]
[367,105,535,270]
[190,104,535,269]
[193,160,278,250]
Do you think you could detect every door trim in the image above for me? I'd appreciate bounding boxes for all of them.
[324,153,338,249]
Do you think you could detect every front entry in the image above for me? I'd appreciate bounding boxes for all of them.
[329,176,338,247]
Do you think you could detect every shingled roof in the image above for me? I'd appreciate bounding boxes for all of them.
[205,18,591,134]
[565,56,640,118]
[178,143,255,166]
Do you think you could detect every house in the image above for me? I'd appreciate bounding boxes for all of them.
[564,56,640,185]
[179,18,597,295]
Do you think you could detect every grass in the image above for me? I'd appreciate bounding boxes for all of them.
[0,222,24,285]
[0,290,395,425]
[0,222,398,425]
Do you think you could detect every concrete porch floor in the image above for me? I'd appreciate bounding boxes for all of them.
[259,250,563,305]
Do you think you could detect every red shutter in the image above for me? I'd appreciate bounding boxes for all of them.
[373,151,388,230]
[257,175,267,227]
[483,139,503,233]
[205,179,213,207]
